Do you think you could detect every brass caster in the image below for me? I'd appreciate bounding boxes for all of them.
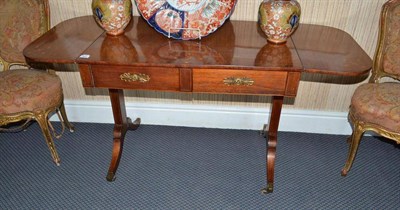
[132,117,141,125]
[106,172,116,182]
[261,183,274,194]
[128,117,141,130]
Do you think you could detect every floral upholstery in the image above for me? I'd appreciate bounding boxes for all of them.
[382,4,400,76]
[0,0,48,64]
[351,83,400,133]
[0,69,62,114]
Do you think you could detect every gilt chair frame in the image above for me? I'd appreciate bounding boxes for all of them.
[342,0,400,176]
[0,0,73,165]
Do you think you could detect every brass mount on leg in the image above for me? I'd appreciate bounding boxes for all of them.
[106,172,116,182]
[261,183,274,194]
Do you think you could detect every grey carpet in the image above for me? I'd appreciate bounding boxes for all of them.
[0,122,399,209]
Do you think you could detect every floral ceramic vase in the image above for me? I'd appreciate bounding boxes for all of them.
[258,0,301,44]
[92,0,132,36]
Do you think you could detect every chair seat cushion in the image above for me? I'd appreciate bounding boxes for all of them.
[0,69,62,114]
[351,82,400,132]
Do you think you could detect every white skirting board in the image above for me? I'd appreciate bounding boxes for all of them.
[53,100,353,135]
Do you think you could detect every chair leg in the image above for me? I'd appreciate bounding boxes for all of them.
[35,111,61,166]
[341,121,364,176]
[59,102,74,132]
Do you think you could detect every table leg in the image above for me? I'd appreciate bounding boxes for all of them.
[106,89,140,181]
[261,96,283,194]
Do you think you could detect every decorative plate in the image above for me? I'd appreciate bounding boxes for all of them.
[134,0,237,40]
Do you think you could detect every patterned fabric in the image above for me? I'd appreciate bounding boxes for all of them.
[351,82,400,132]
[0,69,62,114]
[0,0,48,64]
[382,3,400,76]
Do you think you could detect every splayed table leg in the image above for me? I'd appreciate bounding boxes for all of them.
[261,96,283,194]
[106,89,140,181]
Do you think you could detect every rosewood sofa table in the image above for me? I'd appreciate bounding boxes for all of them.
[24,16,372,193]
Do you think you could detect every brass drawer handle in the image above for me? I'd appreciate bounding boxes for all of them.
[120,73,150,83]
[223,77,254,86]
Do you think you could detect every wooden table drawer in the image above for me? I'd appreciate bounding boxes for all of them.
[90,65,180,91]
[193,69,289,95]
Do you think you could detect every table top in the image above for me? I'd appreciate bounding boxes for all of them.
[24,16,372,76]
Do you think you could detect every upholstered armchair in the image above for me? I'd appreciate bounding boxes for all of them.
[341,0,400,176]
[0,0,74,165]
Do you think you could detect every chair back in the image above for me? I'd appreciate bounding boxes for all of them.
[371,0,400,83]
[0,0,50,71]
